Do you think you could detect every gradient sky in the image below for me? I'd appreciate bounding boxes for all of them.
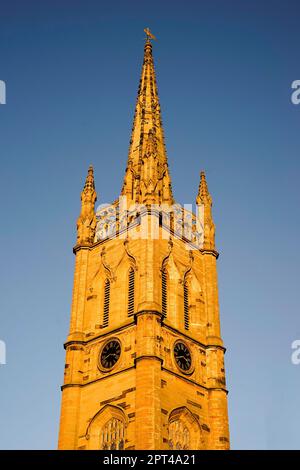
[1,0,300,449]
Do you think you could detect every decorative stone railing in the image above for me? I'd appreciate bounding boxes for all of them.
[95,197,204,249]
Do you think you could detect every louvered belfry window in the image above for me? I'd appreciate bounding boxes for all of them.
[128,267,135,316]
[162,269,167,318]
[103,279,110,327]
[184,282,189,330]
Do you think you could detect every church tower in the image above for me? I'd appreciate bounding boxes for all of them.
[58,30,230,450]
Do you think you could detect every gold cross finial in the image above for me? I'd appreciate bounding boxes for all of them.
[144,27,156,42]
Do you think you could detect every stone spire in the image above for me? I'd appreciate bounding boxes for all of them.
[121,31,174,206]
[76,165,97,246]
[196,171,215,250]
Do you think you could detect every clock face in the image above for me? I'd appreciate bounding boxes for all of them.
[174,342,192,372]
[100,340,121,369]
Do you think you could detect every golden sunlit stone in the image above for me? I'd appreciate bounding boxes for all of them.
[58,31,229,450]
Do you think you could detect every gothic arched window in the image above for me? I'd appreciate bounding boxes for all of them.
[168,419,190,450]
[103,279,110,328]
[184,282,189,330]
[128,267,135,316]
[86,405,127,450]
[100,417,125,450]
[167,407,203,450]
[161,268,167,318]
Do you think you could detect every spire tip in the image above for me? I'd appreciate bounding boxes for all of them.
[144,27,156,43]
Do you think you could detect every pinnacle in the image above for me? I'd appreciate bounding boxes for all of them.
[84,165,95,192]
[197,170,211,204]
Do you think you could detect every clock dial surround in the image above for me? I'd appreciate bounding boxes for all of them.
[100,339,121,370]
[174,341,192,373]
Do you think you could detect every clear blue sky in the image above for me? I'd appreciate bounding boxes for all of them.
[0,0,300,449]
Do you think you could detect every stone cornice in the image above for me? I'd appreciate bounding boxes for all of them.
[200,248,219,259]
[61,365,136,391]
[73,244,92,254]
[64,320,135,349]
[134,355,163,365]
[162,322,226,353]
[134,309,164,320]
[64,316,226,354]
[61,363,228,396]
[162,366,228,395]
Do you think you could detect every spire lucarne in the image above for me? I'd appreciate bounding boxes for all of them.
[121,36,174,206]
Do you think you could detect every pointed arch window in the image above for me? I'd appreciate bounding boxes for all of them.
[184,282,189,330]
[167,407,202,450]
[168,419,190,450]
[128,267,135,316]
[103,279,110,328]
[86,405,127,450]
[100,417,125,450]
[162,268,168,318]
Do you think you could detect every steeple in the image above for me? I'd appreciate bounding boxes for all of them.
[76,165,97,246]
[59,31,230,451]
[121,30,174,206]
[196,171,215,250]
